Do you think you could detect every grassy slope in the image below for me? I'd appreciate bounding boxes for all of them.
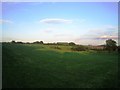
[2,44,118,88]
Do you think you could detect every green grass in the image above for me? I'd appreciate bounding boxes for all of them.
[2,43,118,88]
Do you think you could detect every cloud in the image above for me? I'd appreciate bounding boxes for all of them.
[86,25,118,38]
[40,18,73,24]
[105,25,118,30]
[55,34,72,37]
[97,35,118,39]
[43,28,55,33]
[0,19,13,24]
[74,25,118,45]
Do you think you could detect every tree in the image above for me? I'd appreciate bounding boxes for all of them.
[105,39,117,52]
[11,40,16,44]
[33,41,44,44]
[40,41,44,44]
[69,42,76,46]
[117,45,120,53]
[71,45,88,51]
[16,41,23,44]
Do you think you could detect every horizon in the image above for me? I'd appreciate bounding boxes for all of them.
[1,2,118,45]
[2,39,118,46]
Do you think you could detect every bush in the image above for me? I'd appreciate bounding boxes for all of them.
[71,45,88,51]
[117,46,120,53]
[69,42,76,46]
[51,46,61,50]
[54,46,61,49]
[33,41,44,44]
[11,40,16,44]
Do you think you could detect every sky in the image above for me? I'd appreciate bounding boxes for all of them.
[1,2,118,45]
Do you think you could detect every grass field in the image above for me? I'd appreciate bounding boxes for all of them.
[2,43,118,88]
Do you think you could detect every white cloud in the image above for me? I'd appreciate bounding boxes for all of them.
[43,28,56,33]
[105,25,118,31]
[86,25,118,38]
[74,25,118,45]
[74,37,104,45]
[39,18,73,24]
[0,19,13,24]
[98,35,118,39]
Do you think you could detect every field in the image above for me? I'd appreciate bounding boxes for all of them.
[2,43,118,88]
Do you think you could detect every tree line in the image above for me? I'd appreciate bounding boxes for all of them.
[3,39,120,53]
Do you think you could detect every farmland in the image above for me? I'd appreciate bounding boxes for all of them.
[2,43,118,88]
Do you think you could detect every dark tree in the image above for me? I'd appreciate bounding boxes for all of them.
[105,39,117,52]
[117,45,120,53]
[69,42,76,46]
[16,41,23,44]
[11,40,16,44]
[33,41,44,44]
[71,45,88,51]
[40,41,44,44]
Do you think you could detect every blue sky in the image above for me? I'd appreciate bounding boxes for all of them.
[1,2,118,45]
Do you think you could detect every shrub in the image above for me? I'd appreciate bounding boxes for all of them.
[11,40,16,44]
[69,42,76,46]
[54,46,61,50]
[51,46,61,50]
[71,45,88,51]
[117,46,120,53]
[33,41,44,44]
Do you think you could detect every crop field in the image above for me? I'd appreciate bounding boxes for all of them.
[2,43,118,88]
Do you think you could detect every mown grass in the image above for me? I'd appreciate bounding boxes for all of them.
[2,43,118,88]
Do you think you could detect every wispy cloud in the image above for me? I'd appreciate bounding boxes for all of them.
[55,34,73,37]
[39,18,73,24]
[43,28,56,33]
[97,35,118,39]
[74,25,118,45]
[0,19,13,24]
[105,25,117,30]
[87,25,118,37]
